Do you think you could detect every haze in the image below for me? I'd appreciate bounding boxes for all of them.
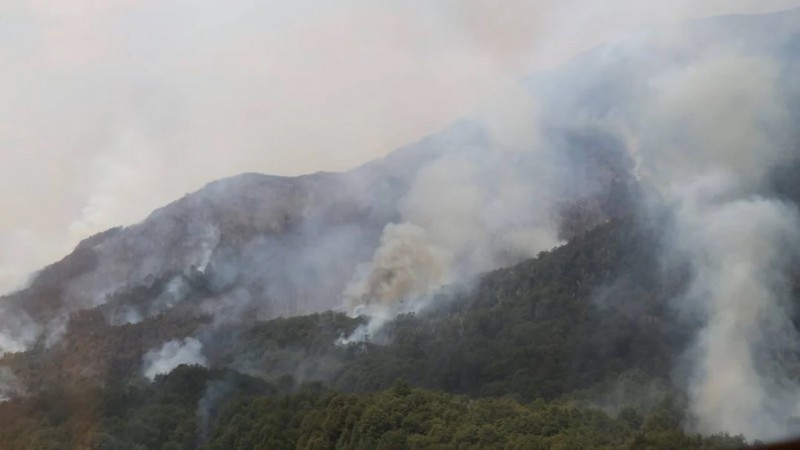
[2,0,799,294]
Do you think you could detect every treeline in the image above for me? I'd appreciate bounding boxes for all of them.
[0,366,270,450]
[208,383,747,450]
[0,365,747,450]
[224,218,685,404]
[0,218,772,448]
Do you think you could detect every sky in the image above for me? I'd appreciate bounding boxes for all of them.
[2,0,800,293]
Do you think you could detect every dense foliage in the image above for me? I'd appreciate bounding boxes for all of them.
[0,366,271,450]
[208,383,747,450]
[0,218,776,449]
[221,218,687,405]
[0,366,747,450]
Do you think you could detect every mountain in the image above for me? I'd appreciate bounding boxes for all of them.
[1,217,750,450]
[0,122,465,350]
[0,116,635,355]
[2,7,800,449]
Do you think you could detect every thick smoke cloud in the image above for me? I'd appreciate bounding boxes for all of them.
[142,337,208,380]
[1,0,798,294]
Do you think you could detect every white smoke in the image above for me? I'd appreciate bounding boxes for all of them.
[638,55,790,188]
[0,367,24,402]
[0,2,799,441]
[2,0,797,296]
[0,306,40,356]
[344,223,453,314]
[342,88,564,323]
[149,276,192,317]
[142,337,208,380]
[110,305,143,326]
[43,315,69,350]
[674,183,800,439]
[339,21,800,439]
[629,52,800,440]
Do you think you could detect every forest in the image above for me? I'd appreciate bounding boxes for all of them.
[0,217,783,449]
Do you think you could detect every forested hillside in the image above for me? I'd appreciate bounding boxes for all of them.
[0,365,749,450]
[0,216,779,449]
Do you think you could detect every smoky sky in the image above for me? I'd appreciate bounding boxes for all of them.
[2,0,799,294]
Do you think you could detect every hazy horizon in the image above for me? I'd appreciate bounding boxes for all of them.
[2,0,800,293]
